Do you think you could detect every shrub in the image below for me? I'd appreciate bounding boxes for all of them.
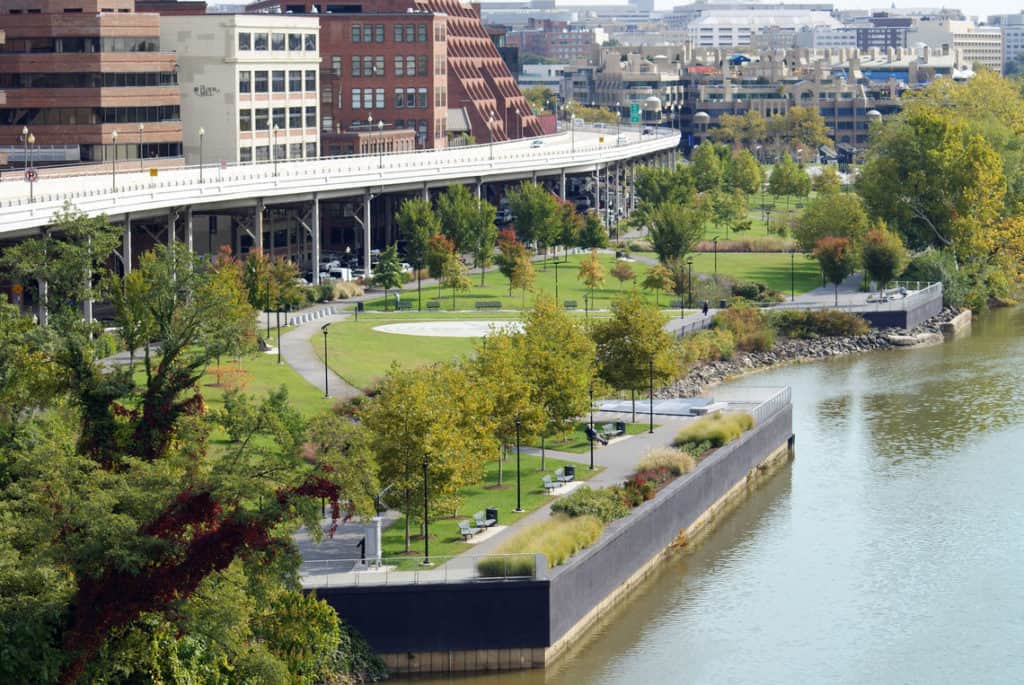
[332,281,364,299]
[769,309,869,338]
[551,486,630,523]
[675,439,713,458]
[637,447,696,476]
[902,248,969,308]
[316,282,334,302]
[479,514,604,572]
[713,300,776,351]
[476,554,537,578]
[731,281,763,301]
[673,412,754,451]
[678,328,736,364]
[694,236,796,253]
[93,330,123,359]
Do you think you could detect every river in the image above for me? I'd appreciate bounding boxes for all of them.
[392,306,1024,685]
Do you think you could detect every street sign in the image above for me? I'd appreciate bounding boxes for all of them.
[24,168,38,183]
[630,102,641,124]
[149,168,159,177]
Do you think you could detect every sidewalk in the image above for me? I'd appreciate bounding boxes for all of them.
[278,311,362,401]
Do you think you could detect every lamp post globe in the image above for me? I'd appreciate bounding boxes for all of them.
[22,126,29,172]
[378,119,384,168]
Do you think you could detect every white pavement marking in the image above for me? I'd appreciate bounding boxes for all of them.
[372,320,524,338]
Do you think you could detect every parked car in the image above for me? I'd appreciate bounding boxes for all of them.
[530,139,545,148]
[642,127,653,135]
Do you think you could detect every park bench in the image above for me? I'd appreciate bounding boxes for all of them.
[600,422,627,439]
[459,520,481,540]
[584,425,609,446]
[542,476,559,493]
[474,300,502,310]
[563,300,578,310]
[555,466,575,484]
[395,300,413,310]
[474,510,497,528]
[426,300,441,310]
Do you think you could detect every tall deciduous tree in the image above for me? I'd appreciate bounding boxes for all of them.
[557,199,583,260]
[812,165,842,194]
[648,202,704,263]
[641,263,673,306]
[794,193,870,254]
[441,253,472,310]
[396,197,440,310]
[436,184,480,255]
[610,260,635,290]
[510,253,536,308]
[577,249,606,308]
[577,211,609,249]
[591,291,677,420]
[372,243,405,310]
[723,149,763,195]
[691,140,723,192]
[814,236,856,305]
[470,199,498,285]
[768,152,810,206]
[425,233,454,297]
[506,181,561,256]
[495,228,528,296]
[862,225,910,293]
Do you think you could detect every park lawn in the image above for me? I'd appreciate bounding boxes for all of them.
[632,251,821,296]
[524,421,652,454]
[379,451,599,570]
[197,350,337,417]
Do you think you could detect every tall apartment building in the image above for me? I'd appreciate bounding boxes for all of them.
[160,14,321,165]
[909,19,1002,72]
[246,0,542,145]
[988,13,1024,70]
[0,0,182,168]
[508,19,599,63]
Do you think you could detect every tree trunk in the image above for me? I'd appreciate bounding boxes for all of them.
[541,435,545,471]
[481,265,486,287]
[403,490,411,553]
[834,283,839,306]
[417,269,422,311]
[498,444,504,485]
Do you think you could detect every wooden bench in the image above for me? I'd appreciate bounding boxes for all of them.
[426,300,441,310]
[563,300,578,310]
[542,476,559,493]
[474,300,502,310]
[395,300,413,310]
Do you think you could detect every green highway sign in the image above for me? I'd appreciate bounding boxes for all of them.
[629,102,641,123]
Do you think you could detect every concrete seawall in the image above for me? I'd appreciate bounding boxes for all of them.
[941,309,972,337]
[316,400,794,675]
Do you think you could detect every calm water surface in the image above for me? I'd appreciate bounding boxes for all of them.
[394,307,1024,684]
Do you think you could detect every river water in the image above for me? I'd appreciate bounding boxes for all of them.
[393,307,1024,685]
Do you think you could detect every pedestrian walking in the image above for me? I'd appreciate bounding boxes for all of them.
[701,301,709,317]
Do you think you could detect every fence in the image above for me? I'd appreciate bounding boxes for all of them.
[766,281,942,313]
[301,552,545,588]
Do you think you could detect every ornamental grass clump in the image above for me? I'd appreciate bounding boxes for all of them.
[551,486,631,523]
[637,447,697,476]
[477,514,604,575]
[673,412,754,453]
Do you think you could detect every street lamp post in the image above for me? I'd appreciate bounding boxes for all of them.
[765,206,772,237]
[277,307,283,364]
[515,108,521,138]
[22,126,29,173]
[198,127,205,183]
[26,132,36,202]
[377,119,384,168]
[615,101,620,142]
[266,271,272,338]
[686,255,694,310]
[713,236,719,274]
[138,123,144,171]
[320,323,330,397]
[111,129,119,193]
[514,418,523,513]
[648,357,654,434]
[790,250,796,302]
[422,454,431,566]
[589,381,595,470]
[570,115,576,153]
[272,124,279,176]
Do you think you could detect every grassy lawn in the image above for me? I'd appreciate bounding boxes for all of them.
[380,452,599,570]
[632,251,821,296]
[523,421,652,454]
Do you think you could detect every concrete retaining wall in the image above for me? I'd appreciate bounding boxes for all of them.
[861,288,943,330]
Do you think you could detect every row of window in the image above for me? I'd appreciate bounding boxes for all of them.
[239,70,317,94]
[82,142,183,163]
[350,23,437,44]
[319,116,430,145]
[239,142,318,163]
[0,71,178,89]
[239,106,318,132]
[345,87,431,110]
[238,31,316,53]
[0,36,159,54]
[0,106,180,127]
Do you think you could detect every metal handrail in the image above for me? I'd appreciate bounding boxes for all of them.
[300,552,545,588]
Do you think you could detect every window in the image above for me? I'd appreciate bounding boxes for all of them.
[405,87,415,108]
[240,146,252,162]
[239,109,252,131]
[435,55,446,75]
[331,55,341,76]
[321,84,333,103]
[375,56,384,76]
[274,143,286,160]
[435,25,446,42]
[305,106,316,127]
[417,87,427,108]
[289,70,302,92]
[351,56,361,77]
[417,120,427,146]
[271,33,285,51]
[406,56,415,75]
[417,24,427,42]
[255,145,269,161]
[394,24,403,42]
[362,25,372,42]
[394,87,404,107]
[239,70,251,93]
[375,24,384,42]
[375,87,384,108]
[288,33,301,51]
[306,142,317,158]
[272,70,285,93]
[289,107,302,129]
[351,25,361,42]
[305,70,315,91]
[417,55,427,76]
[321,115,334,132]
[394,55,404,76]
[363,56,373,76]
[272,107,285,129]
[254,70,268,93]
[238,32,251,50]
[290,142,303,158]
[351,88,361,109]
[254,33,268,51]
[255,108,269,130]
[305,34,316,51]
[405,24,415,42]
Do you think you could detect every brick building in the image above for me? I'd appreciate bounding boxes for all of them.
[508,19,598,63]
[246,0,541,147]
[0,0,183,168]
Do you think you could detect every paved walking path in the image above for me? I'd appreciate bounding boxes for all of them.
[278,311,362,401]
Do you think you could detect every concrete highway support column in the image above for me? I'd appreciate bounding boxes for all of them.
[256,200,265,255]
[363,189,372,275]
[475,181,482,200]
[185,207,194,255]
[422,183,429,201]
[560,170,566,199]
[123,215,133,274]
[311,193,321,285]
[385,195,394,244]
[167,211,176,247]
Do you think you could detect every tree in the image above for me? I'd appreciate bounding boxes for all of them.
[610,260,635,290]
[0,300,58,442]
[711,189,747,239]
[563,100,618,125]
[436,184,480,255]
[710,110,766,150]
[510,253,536,308]
[557,199,583,260]
[642,263,673,306]
[396,197,440,310]
[519,295,597,451]
[577,248,606,308]
[361,362,496,550]
[441,254,472,310]
[862,225,910,293]
[591,291,677,421]
[196,247,257,368]
[691,140,723,192]
[648,202,704,263]
[794,193,870,254]
[495,228,529,296]
[768,153,809,206]
[506,181,561,257]
[768,106,829,161]
[523,85,557,114]
[723,149,763,195]
[371,243,405,310]
[470,199,498,285]
[425,233,454,297]
[577,210,609,249]
[814,236,857,305]
[812,165,842,194]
